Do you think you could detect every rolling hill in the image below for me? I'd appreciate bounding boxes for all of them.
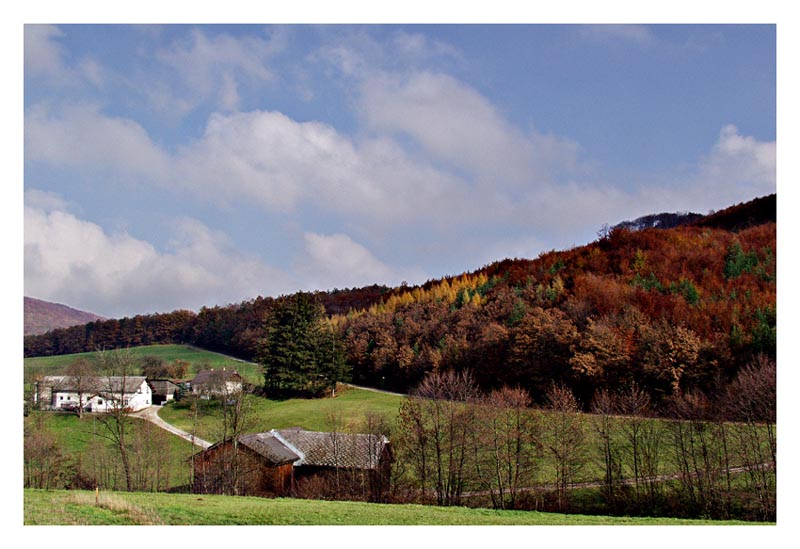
[24,297,105,336]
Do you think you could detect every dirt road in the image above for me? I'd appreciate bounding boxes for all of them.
[128,406,212,449]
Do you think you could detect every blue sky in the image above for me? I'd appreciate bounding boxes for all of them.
[23,22,777,318]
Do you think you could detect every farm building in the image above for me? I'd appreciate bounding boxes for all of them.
[189,369,243,397]
[192,428,392,501]
[34,375,152,412]
[148,379,181,405]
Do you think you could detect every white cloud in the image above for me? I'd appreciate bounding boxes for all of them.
[638,125,776,215]
[577,25,657,47]
[24,96,775,308]
[153,27,283,113]
[173,110,465,223]
[297,232,426,290]
[24,104,467,225]
[360,71,581,184]
[25,103,169,180]
[24,25,67,78]
[701,124,776,193]
[24,188,70,213]
[313,28,461,78]
[572,125,777,233]
[25,24,105,89]
[391,31,462,63]
[24,199,292,318]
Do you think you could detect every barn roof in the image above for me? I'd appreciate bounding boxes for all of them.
[238,433,300,465]
[272,428,388,470]
[148,379,180,395]
[190,369,242,386]
[197,429,390,470]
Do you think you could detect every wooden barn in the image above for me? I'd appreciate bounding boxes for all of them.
[147,379,180,405]
[192,432,298,496]
[192,428,392,500]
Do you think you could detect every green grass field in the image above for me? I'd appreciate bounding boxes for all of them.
[23,489,764,525]
[159,384,404,442]
[24,344,264,385]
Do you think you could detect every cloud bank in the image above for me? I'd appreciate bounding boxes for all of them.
[23,25,776,317]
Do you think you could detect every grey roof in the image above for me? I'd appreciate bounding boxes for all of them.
[273,429,388,470]
[41,375,146,394]
[238,433,300,465]
[148,379,180,395]
[200,429,389,470]
[190,369,242,386]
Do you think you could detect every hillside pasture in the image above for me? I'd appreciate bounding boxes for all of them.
[158,384,404,442]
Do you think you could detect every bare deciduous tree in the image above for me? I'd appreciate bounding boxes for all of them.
[91,348,138,491]
[615,383,658,506]
[361,411,393,502]
[722,356,776,520]
[396,370,479,506]
[472,386,539,510]
[210,371,256,495]
[24,413,72,489]
[667,389,731,518]
[64,358,97,418]
[543,383,585,511]
[591,388,621,505]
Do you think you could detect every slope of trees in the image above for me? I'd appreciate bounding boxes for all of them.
[24,195,776,413]
[339,215,775,405]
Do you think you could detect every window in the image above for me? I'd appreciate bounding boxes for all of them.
[98,399,103,405]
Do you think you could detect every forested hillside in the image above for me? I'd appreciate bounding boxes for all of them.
[24,297,105,336]
[24,195,776,408]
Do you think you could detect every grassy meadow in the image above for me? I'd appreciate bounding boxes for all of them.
[159,384,404,442]
[23,489,766,525]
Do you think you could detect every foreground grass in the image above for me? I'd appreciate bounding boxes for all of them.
[24,489,765,525]
[24,344,264,385]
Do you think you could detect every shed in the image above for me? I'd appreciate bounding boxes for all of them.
[147,379,180,405]
[192,428,392,500]
[189,369,243,397]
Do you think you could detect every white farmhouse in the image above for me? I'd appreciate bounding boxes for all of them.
[34,375,152,412]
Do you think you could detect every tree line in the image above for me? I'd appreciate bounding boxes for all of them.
[389,359,775,521]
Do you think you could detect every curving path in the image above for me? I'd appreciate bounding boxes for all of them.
[128,406,212,449]
[340,382,407,397]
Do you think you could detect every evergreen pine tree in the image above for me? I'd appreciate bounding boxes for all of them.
[258,292,349,397]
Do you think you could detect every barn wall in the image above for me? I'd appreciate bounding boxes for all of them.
[193,442,292,496]
[293,464,390,502]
